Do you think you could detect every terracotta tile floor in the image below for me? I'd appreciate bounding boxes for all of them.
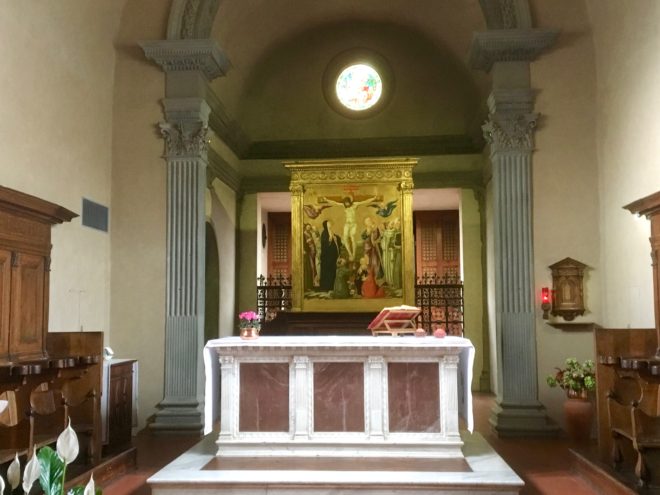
[102,393,600,495]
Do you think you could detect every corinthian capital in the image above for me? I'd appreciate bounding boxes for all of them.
[482,113,537,153]
[159,121,210,158]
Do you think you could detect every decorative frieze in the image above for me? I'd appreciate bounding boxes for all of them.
[468,29,559,72]
[140,39,229,81]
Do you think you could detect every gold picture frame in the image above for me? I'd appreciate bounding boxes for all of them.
[285,158,417,312]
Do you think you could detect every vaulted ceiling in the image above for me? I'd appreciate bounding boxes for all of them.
[208,0,493,159]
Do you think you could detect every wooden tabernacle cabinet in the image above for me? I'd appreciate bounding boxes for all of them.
[0,186,77,364]
[105,359,137,452]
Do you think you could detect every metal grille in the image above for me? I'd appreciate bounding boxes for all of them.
[256,274,292,322]
[415,273,464,336]
[82,198,109,232]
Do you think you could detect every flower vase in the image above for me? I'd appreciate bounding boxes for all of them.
[240,326,259,340]
[564,389,593,443]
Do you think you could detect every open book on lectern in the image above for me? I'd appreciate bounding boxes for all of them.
[368,305,421,335]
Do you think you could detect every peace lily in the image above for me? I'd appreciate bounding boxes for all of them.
[7,453,20,490]
[0,418,100,495]
[56,417,79,465]
[23,447,41,493]
[83,474,95,495]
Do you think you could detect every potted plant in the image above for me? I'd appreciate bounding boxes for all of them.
[0,418,99,494]
[546,358,596,443]
[238,311,261,340]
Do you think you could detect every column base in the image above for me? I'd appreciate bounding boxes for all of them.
[489,401,559,438]
[149,399,204,434]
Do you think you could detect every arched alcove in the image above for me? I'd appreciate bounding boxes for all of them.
[205,222,220,342]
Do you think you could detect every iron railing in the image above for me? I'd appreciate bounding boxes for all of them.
[415,273,464,336]
[255,272,464,336]
[256,274,292,322]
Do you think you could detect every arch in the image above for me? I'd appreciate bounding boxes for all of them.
[205,221,220,342]
[167,0,221,40]
[478,0,532,29]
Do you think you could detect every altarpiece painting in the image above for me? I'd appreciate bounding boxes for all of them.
[285,158,416,312]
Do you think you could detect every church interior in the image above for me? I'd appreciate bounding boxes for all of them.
[1,0,660,494]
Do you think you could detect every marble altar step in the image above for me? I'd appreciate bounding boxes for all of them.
[148,431,524,495]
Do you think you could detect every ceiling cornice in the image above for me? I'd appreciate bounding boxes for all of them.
[244,135,484,160]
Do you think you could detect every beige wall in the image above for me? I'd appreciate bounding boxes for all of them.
[460,189,485,391]
[210,179,238,337]
[586,1,658,329]
[109,0,170,428]
[531,0,601,426]
[237,193,259,314]
[0,1,125,336]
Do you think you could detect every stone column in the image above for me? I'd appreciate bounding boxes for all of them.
[483,90,557,436]
[150,98,211,432]
[469,27,559,437]
[141,39,229,433]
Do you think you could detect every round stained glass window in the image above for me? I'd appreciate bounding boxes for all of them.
[335,64,383,111]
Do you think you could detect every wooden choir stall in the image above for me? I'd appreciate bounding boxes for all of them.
[0,186,133,486]
[593,190,660,490]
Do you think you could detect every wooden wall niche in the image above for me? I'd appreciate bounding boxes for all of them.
[0,186,76,364]
[549,257,586,321]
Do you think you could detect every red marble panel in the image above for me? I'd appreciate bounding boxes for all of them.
[314,362,364,432]
[388,362,440,432]
[239,362,289,432]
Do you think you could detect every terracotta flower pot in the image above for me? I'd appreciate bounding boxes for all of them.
[564,389,593,443]
[240,326,260,340]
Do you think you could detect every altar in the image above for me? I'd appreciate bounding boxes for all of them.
[149,335,522,494]
[203,335,474,459]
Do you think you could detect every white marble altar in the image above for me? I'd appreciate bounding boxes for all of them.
[203,335,474,459]
[147,431,524,495]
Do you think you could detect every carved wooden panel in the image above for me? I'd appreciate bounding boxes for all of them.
[9,253,45,361]
[108,361,134,450]
[414,210,460,278]
[0,249,10,359]
[0,186,76,364]
[267,212,291,278]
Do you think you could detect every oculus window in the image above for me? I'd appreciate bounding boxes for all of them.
[335,64,383,111]
[322,49,393,119]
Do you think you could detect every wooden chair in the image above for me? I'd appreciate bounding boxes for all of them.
[607,375,660,487]
[30,382,66,452]
[58,369,100,464]
[0,388,32,463]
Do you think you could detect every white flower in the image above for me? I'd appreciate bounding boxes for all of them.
[0,473,5,494]
[7,453,20,489]
[56,417,79,465]
[83,474,95,495]
[23,447,41,493]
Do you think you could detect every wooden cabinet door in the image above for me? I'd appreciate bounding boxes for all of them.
[0,249,11,362]
[9,252,46,361]
[109,362,133,449]
[414,210,460,279]
[267,212,292,278]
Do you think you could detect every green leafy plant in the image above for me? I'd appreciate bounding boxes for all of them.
[546,357,596,393]
[0,418,99,495]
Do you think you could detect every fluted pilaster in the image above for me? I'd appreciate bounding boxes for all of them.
[485,90,558,437]
[150,99,210,433]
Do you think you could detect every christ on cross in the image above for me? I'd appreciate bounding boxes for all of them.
[320,195,376,260]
